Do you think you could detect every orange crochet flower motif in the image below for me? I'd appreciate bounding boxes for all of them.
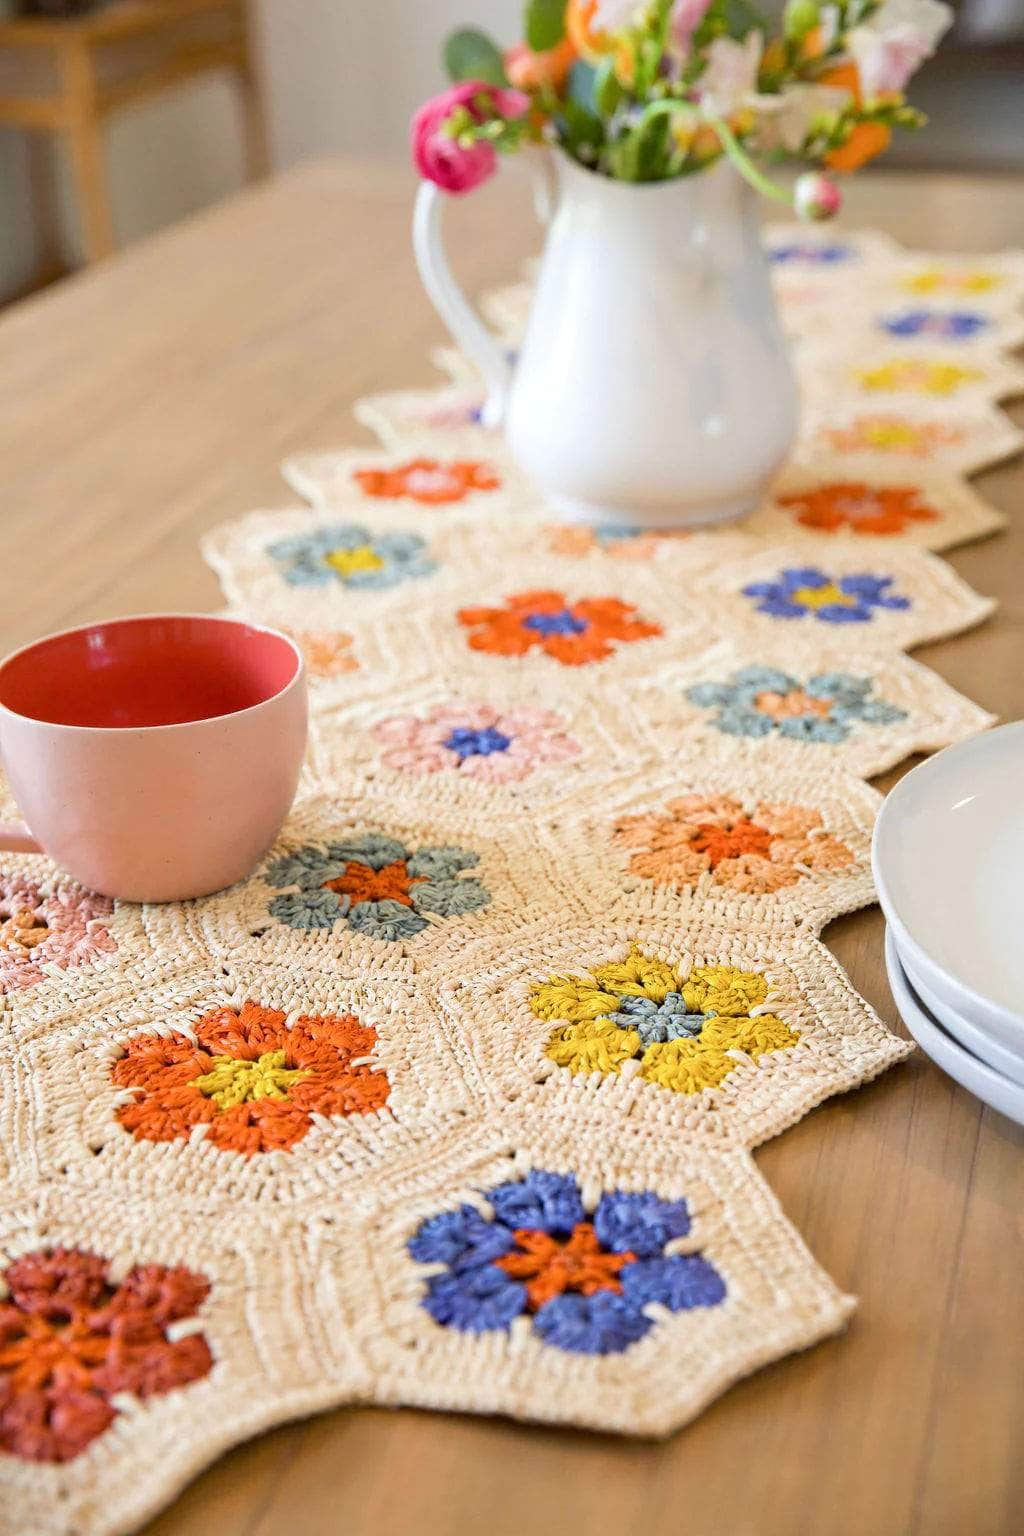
[112,1000,389,1156]
[495,1223,636,1311]
[353,458,500,505]
[777,482,940,536]
[821,416,961,457]
[458,589,662,667]
[0,1248,212,1462]
[294,629,358,678]
[614,795,855,896]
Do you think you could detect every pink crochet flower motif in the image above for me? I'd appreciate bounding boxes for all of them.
[0,875,116,994]
[373,703,581,784]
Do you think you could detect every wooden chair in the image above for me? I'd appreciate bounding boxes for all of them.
[0,0,269,273]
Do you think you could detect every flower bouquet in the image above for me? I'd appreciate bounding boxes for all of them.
[413,0,953,218]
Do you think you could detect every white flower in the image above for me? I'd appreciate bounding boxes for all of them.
[753,82,852,154]
[592,0,644,30]
[847,0,953,99]
[697,31,763,119]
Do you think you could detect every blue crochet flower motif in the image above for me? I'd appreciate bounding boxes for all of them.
[266,524,436,590]
[879,309,989,340]
[686,665,908,745]
[409,1170,726,1356]
[264,834,489,942]
[742,566,911,624]
[769,243,853,265]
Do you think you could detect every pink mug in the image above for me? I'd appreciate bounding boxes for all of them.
[0,614,307,902]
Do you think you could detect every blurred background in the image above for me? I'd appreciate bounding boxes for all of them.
[1,0,1021,303]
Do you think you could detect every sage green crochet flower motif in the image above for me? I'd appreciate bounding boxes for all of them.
[531,945,799,1097]
[265,834,490,942]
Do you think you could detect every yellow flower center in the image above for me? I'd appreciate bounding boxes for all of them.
[195,1049,310,1109]
[790,581,853,611]
[323,544,384,578]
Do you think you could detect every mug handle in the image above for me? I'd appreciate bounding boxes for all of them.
[413,148,556,430]
[0,820,41,853]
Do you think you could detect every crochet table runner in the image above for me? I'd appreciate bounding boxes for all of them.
[3,228,1023,1536]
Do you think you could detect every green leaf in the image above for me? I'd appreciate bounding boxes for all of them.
[594,56,623,116]
[525,0,567,52]
[443,27,508,87]
[557,96,606,159]
[722,0,769,38]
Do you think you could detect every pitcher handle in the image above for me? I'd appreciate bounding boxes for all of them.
[413,150,556,430]
[0,819,41,853]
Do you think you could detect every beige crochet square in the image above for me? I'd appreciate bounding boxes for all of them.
[304,671,664,820]
[549,753,881,937]
[314,1108,854,1437]
[713,540,994,653]
[623,636,996,780]
[0,851,195,1034]
[435,915,910,1149]
[8,960,475,1206]
[739,462,1007,552]
[796,399,1024,478]
[0,1183,371,1536]
[149,785,584,984]
[355,383,496,457]
[280,443,538,518]
[796,341,1024,415]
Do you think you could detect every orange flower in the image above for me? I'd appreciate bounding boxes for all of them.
[821,416,959,457]
[614,794,855,896]
[113,1000,389,1156]
[353,458,500,505]
[457,588,662,667]
[820,64,892,172]
[505,37,577,90]
[777,482,940,535]
[495,1223,636,1310]
[294,630,358,678]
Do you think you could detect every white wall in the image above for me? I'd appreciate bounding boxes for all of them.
[1,0,523,295]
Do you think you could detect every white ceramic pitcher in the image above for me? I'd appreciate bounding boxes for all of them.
[414,150,798,528]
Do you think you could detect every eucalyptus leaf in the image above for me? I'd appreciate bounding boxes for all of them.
[567,57,599,111]
[525,0,567,51]
[443,27,508,87]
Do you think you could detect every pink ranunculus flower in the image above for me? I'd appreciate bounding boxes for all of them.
[373,702,581,784]
[794,171,842,221]
[411,82,530,195]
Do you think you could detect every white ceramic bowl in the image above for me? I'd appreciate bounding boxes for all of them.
[872,722,1024,1060]
[894,934,1024,1088]
[885,928,1024,1127]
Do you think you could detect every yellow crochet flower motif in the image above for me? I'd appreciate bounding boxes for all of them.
[530,946,799,1097]
[854,359,983,398]
[903,268,1001,295]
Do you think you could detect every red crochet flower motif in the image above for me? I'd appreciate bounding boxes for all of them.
[457,589,662,667]
[353,458,499,505]
[0,1248,212,1462]
[777,482,940,536]
[112,1000,390,1156]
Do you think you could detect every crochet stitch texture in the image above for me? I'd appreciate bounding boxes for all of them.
[3,227,1021,1536]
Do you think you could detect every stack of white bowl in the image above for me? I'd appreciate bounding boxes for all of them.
[872,722,1024,1125]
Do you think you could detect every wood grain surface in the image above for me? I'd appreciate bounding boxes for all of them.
[1,159,1021,1536]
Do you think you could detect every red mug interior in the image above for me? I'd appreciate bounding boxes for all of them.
[0,615,300,730]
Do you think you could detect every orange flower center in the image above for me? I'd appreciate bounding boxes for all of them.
[0,907,49,953]
[689,820,774,868]
[323,859,424,909]
[494,1222,636,1311]
[0,1313,110,1394]
[755,689,833,721]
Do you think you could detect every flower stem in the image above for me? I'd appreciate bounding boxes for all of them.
[708,116,792,204]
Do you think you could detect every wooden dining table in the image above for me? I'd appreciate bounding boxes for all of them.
[1,159,1022,1536]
